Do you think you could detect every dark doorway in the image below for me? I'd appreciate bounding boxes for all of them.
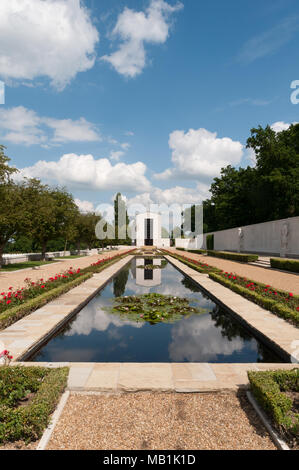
[144,218,153,246]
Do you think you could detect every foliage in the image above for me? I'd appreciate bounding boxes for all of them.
[106,293,206,325]
[114,193,131,244]
[0,366,68,444]
[71,212,102,251]
[207,250,258,263]
[248,369,299,441]
[206,234,214,250]
[163,250,221,274]
[270,258,299,274]
[209,272,299,327]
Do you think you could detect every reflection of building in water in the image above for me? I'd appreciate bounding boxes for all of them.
[135,258,162,287]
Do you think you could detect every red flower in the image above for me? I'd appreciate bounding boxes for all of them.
[289,293,293,297]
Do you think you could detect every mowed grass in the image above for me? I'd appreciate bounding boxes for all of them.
[0,260,55,272]
[54,255,85,259]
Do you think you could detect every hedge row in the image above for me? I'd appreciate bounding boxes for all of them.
[0,273,93,330]
[164,251,221,274]
[0,366,69,443]
[270,258,299,274]
[0,251,133,330]
[209,272,299,327]
[248,369,299,437]
[176,248,207,254]
[207,250,259,263]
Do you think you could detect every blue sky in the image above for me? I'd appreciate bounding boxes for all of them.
[0,0,299,212]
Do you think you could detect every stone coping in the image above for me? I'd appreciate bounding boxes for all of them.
[165,255,299,363]
[13,362,298,393]
[0,255,135,362]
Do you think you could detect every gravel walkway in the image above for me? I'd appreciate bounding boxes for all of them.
[46,392,276,450]
[0,250,131,293]
[169,248,299,295]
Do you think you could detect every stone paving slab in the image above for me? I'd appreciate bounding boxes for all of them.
[15,362,298,392]
[165,255,299,363]
[0,256,134,361]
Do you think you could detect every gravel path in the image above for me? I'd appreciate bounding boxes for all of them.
[46,392,276,450]
[0,250,131,293]
[170,248,299,295]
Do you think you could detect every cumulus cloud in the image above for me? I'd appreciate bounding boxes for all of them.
[18,153,151,193]
[75,198,95,213]
[155,128,243,182]
[101,0,183,77]
[271,121,298,133]
[109,150,125,162]
[0,0,99,89]
[0,106,101,145]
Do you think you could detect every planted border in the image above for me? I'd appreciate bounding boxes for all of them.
[162,250,221,274]
[0,250,134,330]
[271,258,299,274]
[0,366,69,444]
[207,250,259,263]
[209,272,299,327]
[248,369,299,444]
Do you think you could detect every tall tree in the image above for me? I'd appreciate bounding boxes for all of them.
[72,212,102,251]
[114,193,130,244]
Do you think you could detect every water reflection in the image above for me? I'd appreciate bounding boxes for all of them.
[31,258,283,363]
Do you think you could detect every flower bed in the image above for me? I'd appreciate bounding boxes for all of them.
[162,249,221,274]
[209,271,299,327]
[248,369,299,448]
[0,366,68,444]
[0,250,134,330]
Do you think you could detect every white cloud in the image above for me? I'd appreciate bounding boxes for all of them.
[75,198,95,213]
[155,128,243,182]
[0,0,99,89]
[109,150,125,161]
[0,106,101,145]
[101,0,183,77]
[0,81,4,104]
[271,121,298,133]
[18,153,151,193]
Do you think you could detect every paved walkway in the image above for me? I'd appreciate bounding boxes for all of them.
[0,249,133,293]
[168,248,299,295]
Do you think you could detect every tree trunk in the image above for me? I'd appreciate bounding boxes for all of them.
[77,241,81,254]
[41,241,47,261]
[64,239,67,256]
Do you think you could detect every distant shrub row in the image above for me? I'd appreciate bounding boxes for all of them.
[207,250,258,263]
[270,258,299,274]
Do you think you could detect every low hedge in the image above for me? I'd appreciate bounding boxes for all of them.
[209,272,299,327]
[207,250,259,263]
[270,258,299,274]
[0,366,69,444]
[163,251,221,274]
[248,369,299,438]
[0,272,93,331]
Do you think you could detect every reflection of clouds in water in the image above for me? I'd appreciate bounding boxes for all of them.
[65,302,144,336]
[169,315,246,362]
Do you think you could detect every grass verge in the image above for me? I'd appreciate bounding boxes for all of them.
[209,272,299,327]
[0,260,55,272]
[0,366,69,445]
[248,369,299,448]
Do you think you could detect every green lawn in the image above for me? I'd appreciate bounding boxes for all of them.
[54,255,85,259]
[0,260,54,272]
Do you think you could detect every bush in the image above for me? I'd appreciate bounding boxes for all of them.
[209,272,299,327]
[270,258,299,274]
[187,249,207,254]
[163,250,221,274]
[0,366,69,444]
[207,250,258,263]
[206,234,214,250]
[248,369,299,438]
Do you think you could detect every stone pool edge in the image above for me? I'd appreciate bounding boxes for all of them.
[164,255,299,363]
[0,255,135,362]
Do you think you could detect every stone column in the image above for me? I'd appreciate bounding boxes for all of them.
[280,222,289,258]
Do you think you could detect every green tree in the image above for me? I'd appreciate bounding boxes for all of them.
[72,212,102,251]
[114,192,131,244]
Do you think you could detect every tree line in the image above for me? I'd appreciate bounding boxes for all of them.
[185,124,299,234]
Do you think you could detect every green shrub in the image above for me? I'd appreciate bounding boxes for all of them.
[165,251,221,274]
[207,250,258,263]
[187,249,207,254]
[270,258,299,274]
[209,272,299,327]
[206,234,214,250]
[248,369,299,436]
[0,366,69,444]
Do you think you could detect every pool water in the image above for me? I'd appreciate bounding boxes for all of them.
[31,258,283,363]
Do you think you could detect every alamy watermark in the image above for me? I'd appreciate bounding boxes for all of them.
[94,200,203,243]
[290,80,299,104]
[0,81,4,104]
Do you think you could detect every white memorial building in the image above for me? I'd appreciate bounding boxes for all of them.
[135,212,170,248]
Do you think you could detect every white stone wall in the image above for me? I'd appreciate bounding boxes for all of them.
[203,216,299,258]
[175,236,203,251]
[135,212,162,247]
